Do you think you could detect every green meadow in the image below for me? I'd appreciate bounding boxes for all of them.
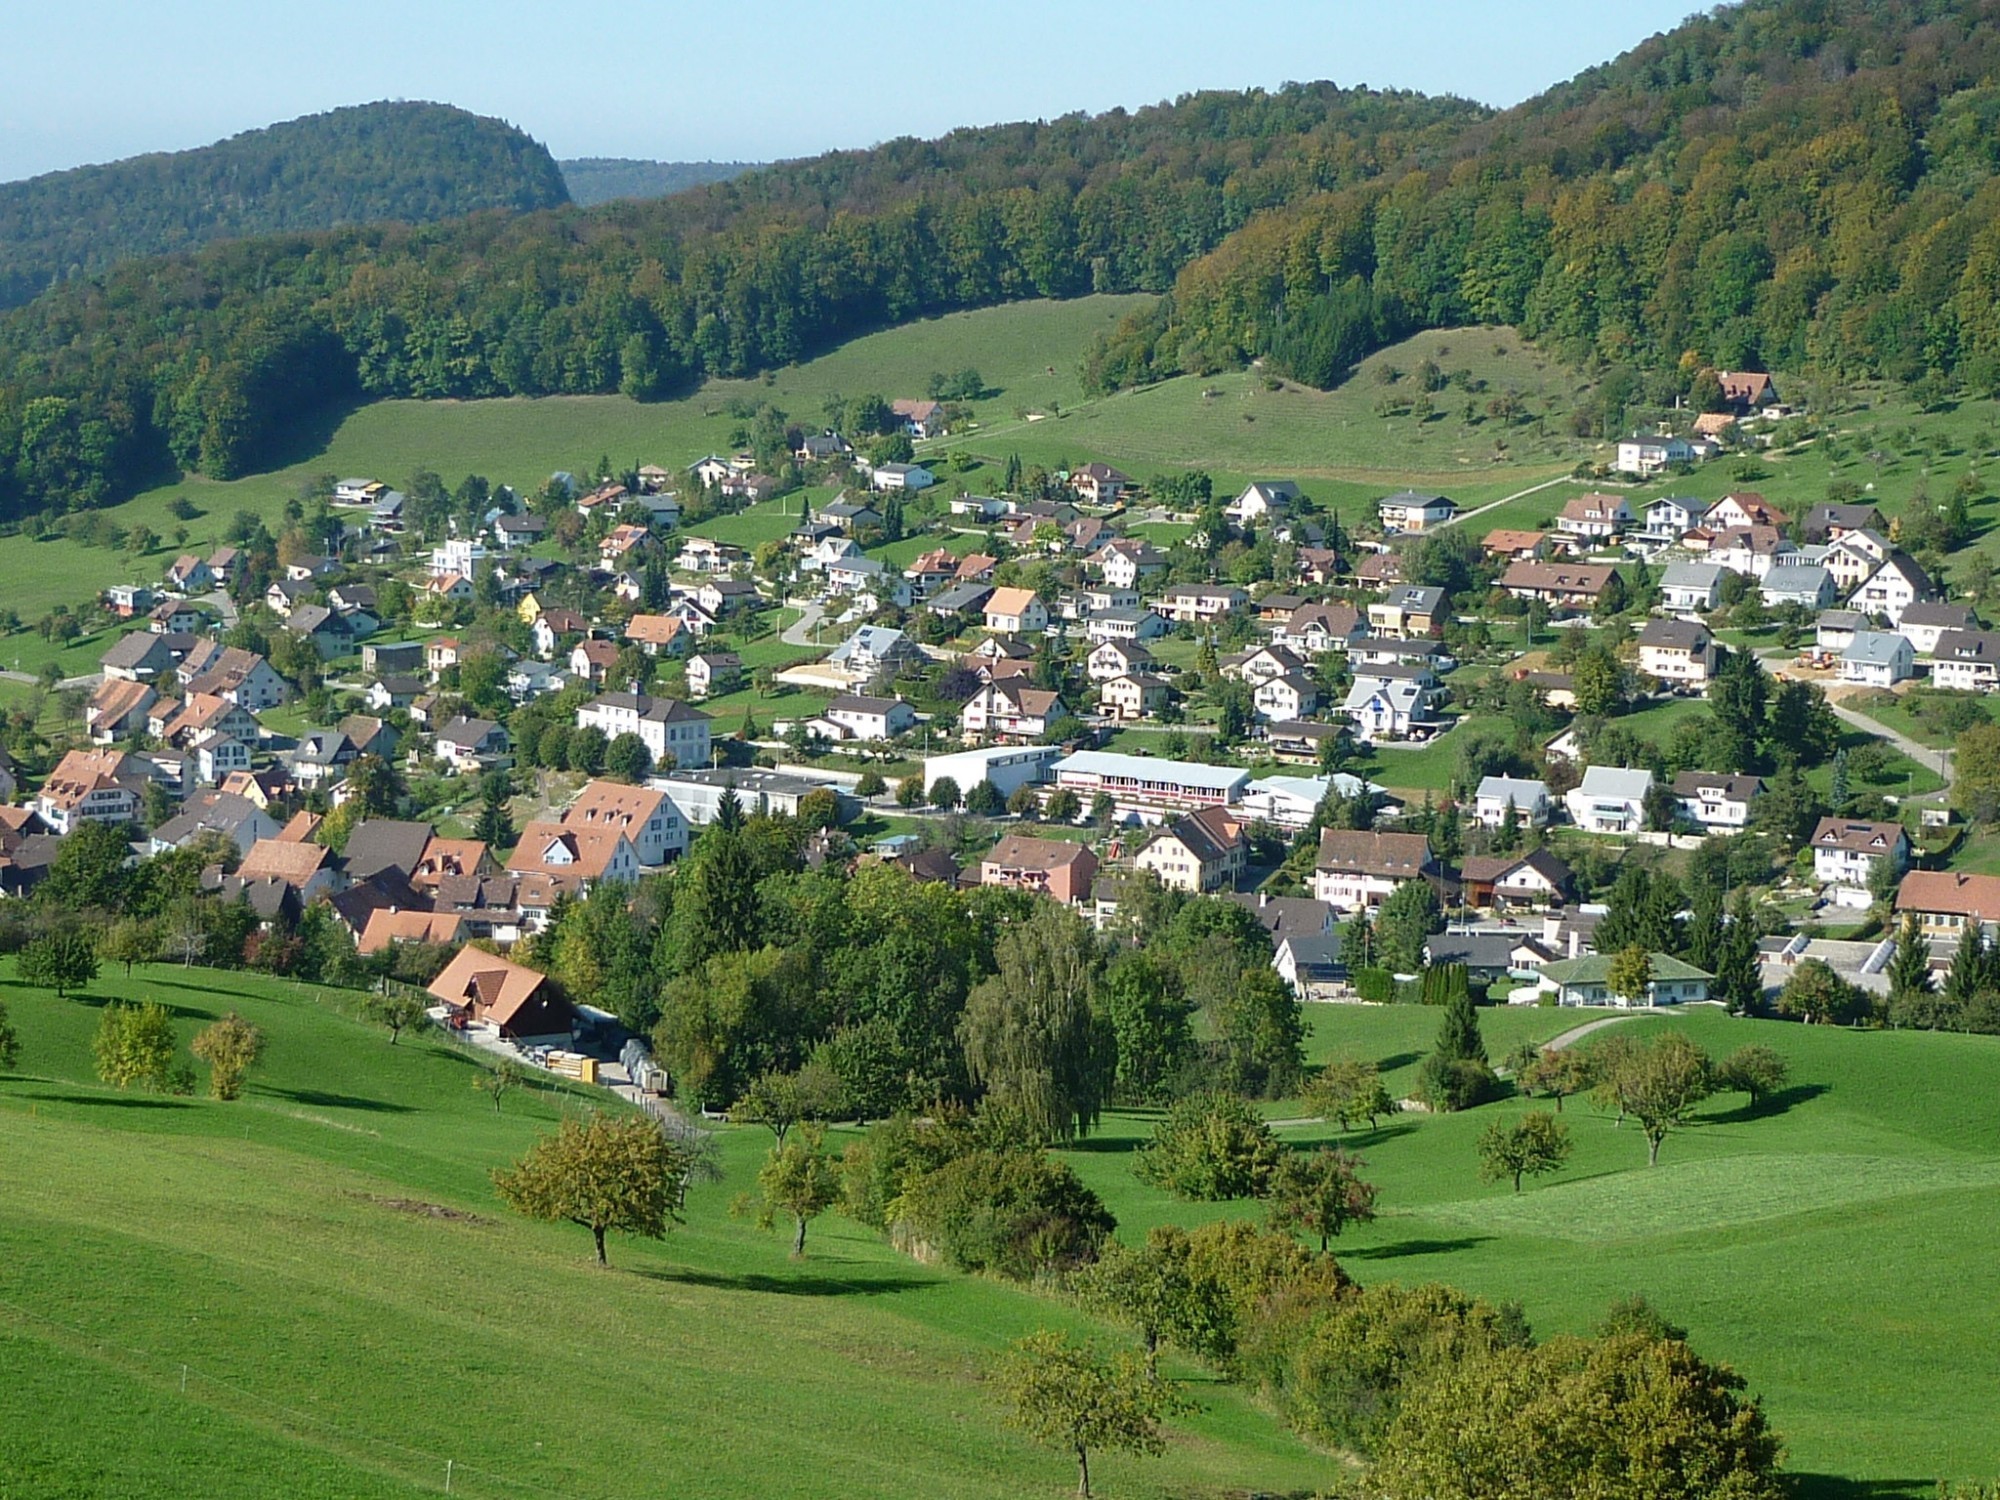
[3,962,1997,1497]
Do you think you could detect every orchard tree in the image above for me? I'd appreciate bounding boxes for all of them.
[1305,1056,1395,1131]
[1073,1230,1216,1379]
[191,1012,265,1101]
[994,1330,1189,1499]
[1267,1146,1378,1252]
[1517,1046,1591,1111]
[475,1059,528,1113]
[93,1001,182,1092]
[1715,1045,1789,1109]
[1623,1033,1714,1166]
[742,1124,842,1257]
[493,1113,689,1266]
[362,990,428,1045]
[1133,1091,1282,1201]
[18,929,100,998]
[1477,1111,1573,1192]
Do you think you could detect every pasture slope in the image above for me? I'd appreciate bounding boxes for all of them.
[2,962,1998,1496]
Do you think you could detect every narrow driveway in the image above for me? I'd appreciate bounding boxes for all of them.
[781,600,827,647]
[1827,700,1952,798]
[1436,474,1574,532]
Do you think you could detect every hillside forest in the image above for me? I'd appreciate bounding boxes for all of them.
[7,1,2000,522]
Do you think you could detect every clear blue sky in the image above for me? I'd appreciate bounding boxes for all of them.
[0,1,1699,182]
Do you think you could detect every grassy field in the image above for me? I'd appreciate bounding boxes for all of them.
[0,961,1326,1500]
[4,965,1998,1493]
[1063,1004,2000,1495]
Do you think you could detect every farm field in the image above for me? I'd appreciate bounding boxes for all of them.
[4,962,1998,1496]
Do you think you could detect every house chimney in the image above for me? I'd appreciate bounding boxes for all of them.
[1259,892,1270,908]
[1568,930,1580,959]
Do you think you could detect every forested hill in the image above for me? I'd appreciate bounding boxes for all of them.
[560,158,763,206]
[0,103,570,310]
[1100,0,2000,395]
[8,0,2000,519]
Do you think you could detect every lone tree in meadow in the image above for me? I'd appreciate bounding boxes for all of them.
[1305,1056,1396,1132]
[994,1329,1190,1499]
[1621,1033,1714,1166]
[18,929,100,998]
[1715,1045,1790,1109]
[1477,1111,1573,1192]
[474,1059,527,1113]
[1515,1045,1592,1111]
[741,1123,842,1257]
[362,989,428,1045]
[191,1012,265,1101]
[494,1113,689,1266]
[1266,1146,1379,1252]
[92,1001,182,1092]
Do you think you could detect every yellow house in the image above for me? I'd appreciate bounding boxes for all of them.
[517,592,547,625]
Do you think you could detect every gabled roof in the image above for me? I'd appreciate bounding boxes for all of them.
[1842,631,1911,665]
[1811,817,1908,854]
[1896,870,2000,920]
[358,909,468,956]
[343,819,436,881]
[1575,766,1654,800]
[236,837,332,889]
[1541,952,1714,986]
[1637,618,1711,650]
[1475,775,1548,804]
[1672,771,1766,800]
[506,819,631,882]
[1498,560,1617,596]
[985,586,1042,618]
[1460,848,1571,889]
[983,832,1095,872]
[1314,829,1432,878]
[426,946,550,1026]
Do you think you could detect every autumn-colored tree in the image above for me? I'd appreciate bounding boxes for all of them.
[191,1011,265,1101]
[1266,1146,1379,1252]
[1476,1111,1573,1192]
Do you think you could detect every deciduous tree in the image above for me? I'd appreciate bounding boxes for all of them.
[493,1113,689,1265]
[18,928,100,998]
[1715,1045,1789,1108]
[1621,1032,1714,1166]
[993,1330,1190,1499]
[960,902,1110,1144]
[1267,1146,1378,1251]
[1476,1110,1573,1192]
[1133,1091,1282,1200]
[362,989,428,1044]
[743,1123,842,1257]
[92,1001,182,1092]
[191,1011,265,1100]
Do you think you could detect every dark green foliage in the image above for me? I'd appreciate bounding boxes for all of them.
[1132,1091,1283,1201]
[0,102,569,311]
[891,1149,1113,1281]
[1246,1280,1528,1459]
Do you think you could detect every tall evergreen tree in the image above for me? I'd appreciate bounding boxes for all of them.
[1944,922,1987,1009]
[1887,913,1935,1011]
[1432,988,1487,1067]
[1712,894,1764,1015]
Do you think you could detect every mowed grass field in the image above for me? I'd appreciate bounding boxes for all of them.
[4,960,1999,1495]
[0,961,1326,1500]
[1062,1004,2000,1496]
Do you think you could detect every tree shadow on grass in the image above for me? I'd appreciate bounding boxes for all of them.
[16,1090,190,1110]
[1373,1051,1423,1073]
[634,1265,933,1298]
[263,1087,414,1114]
[1789,1476,1931,1500]
[64,990,220,1021]
[1287,1120,1420,1151]
[1709,1082,1830,1125]
[1341,1234,1493,1261]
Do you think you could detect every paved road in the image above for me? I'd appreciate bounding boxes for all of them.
[780,600,827,647]
[0,669,101,690]
[1542,1011,1658,1051]
[1435,474,1575,532]
[1828,700,1952,797]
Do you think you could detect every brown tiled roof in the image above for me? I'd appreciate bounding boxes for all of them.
[237,837,332,888]
[357,909,467,956]
[426,946,549,1026]
[1314,829,1434,878]
[983,833,1094,873]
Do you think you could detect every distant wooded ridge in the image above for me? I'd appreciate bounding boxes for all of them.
[0,102,569,312]
[560,158,764,206]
